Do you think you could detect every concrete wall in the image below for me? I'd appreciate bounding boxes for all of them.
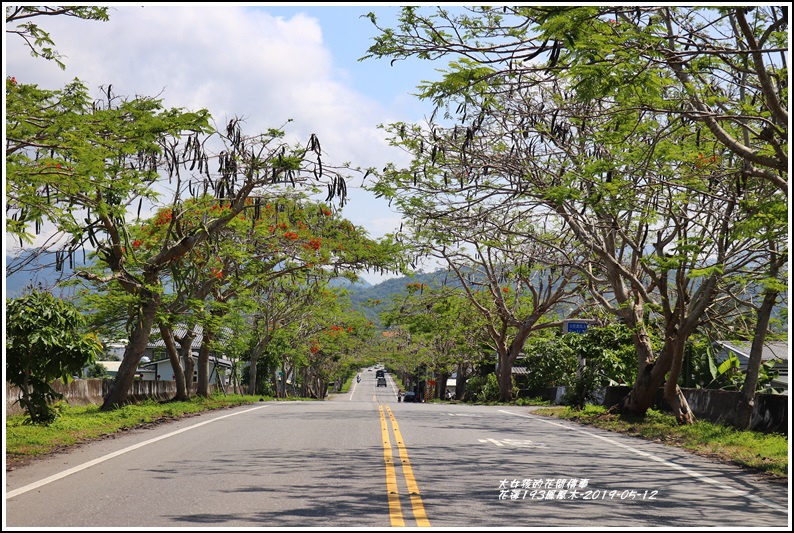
[5,379,227,415]
[540,385,787,435]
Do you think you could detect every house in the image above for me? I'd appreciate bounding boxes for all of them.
[84,360,122,378]
[102,340,128,360]
[140,355,233,385]
[712,340,788,393]
[445,366,530,398]
[142,324,234,384]
[82,360,156,381]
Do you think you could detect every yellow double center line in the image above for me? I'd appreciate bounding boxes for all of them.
[379,404,430,527]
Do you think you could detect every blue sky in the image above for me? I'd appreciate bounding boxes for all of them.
[4,3,450,284]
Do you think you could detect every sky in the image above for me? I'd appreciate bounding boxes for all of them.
[4,3,450,285]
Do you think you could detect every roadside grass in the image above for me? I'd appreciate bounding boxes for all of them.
[6,394,265,467]
[532,405,788,481]
[337,372,360,394]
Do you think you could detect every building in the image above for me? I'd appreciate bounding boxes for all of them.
[83,360,122,378]
[142,324,234,384]
[82,360,156,381]
[140,355,233,385]
[712,340,788,393]
[102,340,128,360]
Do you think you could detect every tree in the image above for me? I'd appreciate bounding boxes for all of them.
[363,5,787,422]
[7,11,367,409]
[363,6,787,193]
[300,301,375,399]
[382,282,488,400]
[5,6,109,70]
[373,164,586,402]
[6,290,103,423]
[84,361,109,379]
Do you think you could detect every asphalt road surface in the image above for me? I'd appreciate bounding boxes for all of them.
[5,370,790,528]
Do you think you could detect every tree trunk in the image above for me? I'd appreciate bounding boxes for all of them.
[737,288,778,428]
[247,340,268,395]
[159,324,189,401]
[620,325,667,415]
[455,362,468,400]
[663,382,694,425]
[230,361,239,394]
[621,324,696,424]
[177,328,196,399]
[497,353,514,402]
[213,351,227,396]
[437,372,448,399]
[102,293,160,409]
[663,333,695,425]
[19,369,37,422]
[196,330,214,397]
[248,355,258,394]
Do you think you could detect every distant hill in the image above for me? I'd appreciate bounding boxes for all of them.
[340,269,467,326]
[5,251,469,327]
[5,251,89,299]
[327,276,372,289]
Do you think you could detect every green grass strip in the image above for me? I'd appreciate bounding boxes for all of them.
[6,394,265,464]
[533,405,788,480]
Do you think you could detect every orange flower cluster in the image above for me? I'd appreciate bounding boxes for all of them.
[695,153,719,168]
[154,209,173,227]
[303,237,322,251]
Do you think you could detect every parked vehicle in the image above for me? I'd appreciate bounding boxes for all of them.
[402,391,420,403]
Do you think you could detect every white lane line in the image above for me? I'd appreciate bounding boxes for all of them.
[349,379,357,400]
[499,410,787,514]
[7,404,270,499]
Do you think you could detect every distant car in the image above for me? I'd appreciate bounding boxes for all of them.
[377,377,387,387]
[375,369,385,378]
[368,368,372,371]
[402,391,420,403]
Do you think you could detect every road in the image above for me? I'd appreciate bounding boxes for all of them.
[5,370,790,528]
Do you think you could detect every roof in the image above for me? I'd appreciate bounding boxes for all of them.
[92,361,123,373]
[713,341,788,363]
[141,354,233,370]
[771,374,788,390]
[147,324,233,350]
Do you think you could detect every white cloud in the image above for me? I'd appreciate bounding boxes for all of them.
[6,6,409,160]
[5,5,429,284]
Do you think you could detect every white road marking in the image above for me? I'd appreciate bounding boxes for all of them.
[478,437,546,448]
[6,404,270,499]
[349,379,358,400]
[499,409,787,514]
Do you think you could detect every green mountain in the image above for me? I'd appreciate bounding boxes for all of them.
[341,270,465,326]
